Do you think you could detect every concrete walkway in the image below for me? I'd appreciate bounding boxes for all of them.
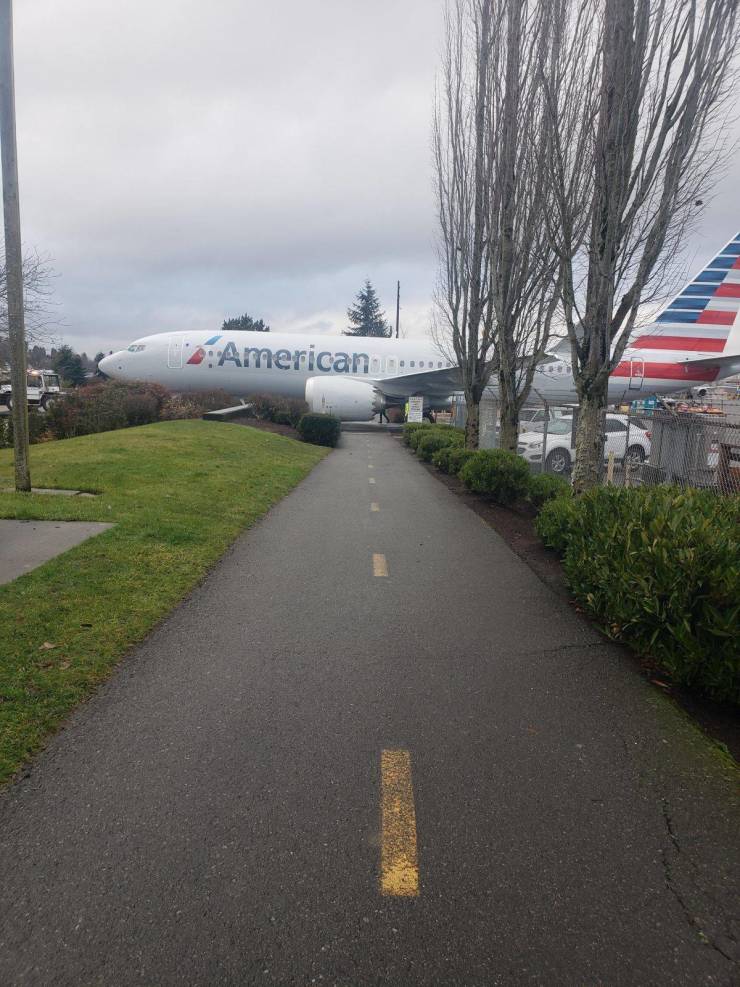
[0,519,113,586]
[0,433,737,985]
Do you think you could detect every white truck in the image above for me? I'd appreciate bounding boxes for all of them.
[0,369,62,411]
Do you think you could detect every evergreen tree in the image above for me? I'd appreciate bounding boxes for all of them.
[52,344,86,387]
[222,313,270,332]
[343,280,391,337]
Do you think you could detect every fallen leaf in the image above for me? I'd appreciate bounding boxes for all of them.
[39,641,56,650]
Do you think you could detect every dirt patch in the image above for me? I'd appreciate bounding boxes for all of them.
[402,438,740,762]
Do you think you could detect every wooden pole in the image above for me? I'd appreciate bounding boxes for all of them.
[395,280,400,339]
[0,0,30,491]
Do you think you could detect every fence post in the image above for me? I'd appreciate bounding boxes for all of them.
[606,451,615,485]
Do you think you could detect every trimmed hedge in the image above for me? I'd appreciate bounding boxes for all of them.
[43,381,235,439]
[415,429,464,462]
[246,393,308,427]
[402,422,432,446]
[536,487,740,703]
[0,408,48,448]
[527,472,571,510]
[432,445,476,476]
[297,413,341,447]
[459,449,531,506]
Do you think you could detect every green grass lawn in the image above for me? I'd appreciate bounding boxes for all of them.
[0,420,328,786]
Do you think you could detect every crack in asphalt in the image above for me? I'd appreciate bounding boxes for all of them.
[660,800,736,968]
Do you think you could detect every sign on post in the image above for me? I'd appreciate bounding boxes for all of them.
[407,396,424,423]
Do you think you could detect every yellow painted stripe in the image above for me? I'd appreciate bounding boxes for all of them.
[380,750,419,896]
[369,477,376,485]
[368,464,374,469]
[372,553,388,577]
[370,502,380,512]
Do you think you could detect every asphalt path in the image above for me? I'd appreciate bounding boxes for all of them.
[0,432,738,986]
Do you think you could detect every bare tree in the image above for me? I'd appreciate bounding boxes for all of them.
[433,0,497,448]
[488,0,561,452]
[543,0,739,493]
[0,248,58,350]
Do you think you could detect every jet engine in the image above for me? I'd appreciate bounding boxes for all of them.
[305,376,385,421]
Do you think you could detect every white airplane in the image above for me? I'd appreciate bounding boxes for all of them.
[100,234,740,420]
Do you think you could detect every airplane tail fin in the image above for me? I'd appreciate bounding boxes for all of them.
[631,233,740,358]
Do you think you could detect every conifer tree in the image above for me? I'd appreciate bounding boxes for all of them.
[343,280,391,337]
[222,313,270,332]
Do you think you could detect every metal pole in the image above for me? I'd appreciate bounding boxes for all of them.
[395,280,400,339]
[534,389,549,473]
[0,0,30,491]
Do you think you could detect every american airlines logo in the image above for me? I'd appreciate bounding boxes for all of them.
[190,340,373,374]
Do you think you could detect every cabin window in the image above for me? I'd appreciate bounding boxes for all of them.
[410,360,416,368]
[400,360,405,368]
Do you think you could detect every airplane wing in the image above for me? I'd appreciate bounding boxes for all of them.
[376,366,463,400]
[681,352,740,375]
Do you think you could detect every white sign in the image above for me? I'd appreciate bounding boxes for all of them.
[408,396,424,423]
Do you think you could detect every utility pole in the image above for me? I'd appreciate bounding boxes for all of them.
[395,280,400,339]
[0,0,30,490]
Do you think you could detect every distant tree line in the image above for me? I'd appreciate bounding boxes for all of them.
[222,313,270,333]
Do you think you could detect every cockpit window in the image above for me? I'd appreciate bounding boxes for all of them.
[127,344,146,352]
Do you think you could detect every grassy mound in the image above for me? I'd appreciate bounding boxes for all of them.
[0,420,327,784]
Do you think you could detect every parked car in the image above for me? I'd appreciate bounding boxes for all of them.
[517,414,651,474]
[517,407,570,432]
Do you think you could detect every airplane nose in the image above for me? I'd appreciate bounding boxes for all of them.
[98,352,123,378]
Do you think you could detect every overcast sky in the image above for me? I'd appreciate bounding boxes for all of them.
[11,1,740,355]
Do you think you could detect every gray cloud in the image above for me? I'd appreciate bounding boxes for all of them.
[10,0,739,355]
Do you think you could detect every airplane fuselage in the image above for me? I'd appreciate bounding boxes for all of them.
[99,327,734,413]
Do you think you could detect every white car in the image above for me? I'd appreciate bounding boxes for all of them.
[517,414,651,474]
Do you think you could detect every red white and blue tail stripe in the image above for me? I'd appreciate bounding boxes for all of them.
[633,233,740,352]
[616,233,740,385]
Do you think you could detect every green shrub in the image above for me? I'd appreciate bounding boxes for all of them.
[431,445,456,472]
[405,423,463,451]
[446,447,476,476]
[297,413,341,447]
[416,429,464,462]
[402,422,430,446]
[535,494,580,553]
[459,449,531,505]
[527,472,571,510]
[160,389,235,420]
[246,393,308,427]
[0,408,48,448]
[406,425,436,450]
[538,486,740,703]
[45,381,170,439]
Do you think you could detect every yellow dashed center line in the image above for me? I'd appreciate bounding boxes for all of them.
[380,750,419,897]
[368,464,374,469]
[372,553,388,577]
[369,477,376,485]
[370,502,380,512]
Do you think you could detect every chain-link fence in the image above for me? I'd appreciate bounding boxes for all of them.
[450,394,740,495]
[601,409,740,495]
[520,406,740,495]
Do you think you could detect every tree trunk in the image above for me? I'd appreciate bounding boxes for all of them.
[464,396,480,449]
[571,385,608,495]
[498,390,519,453]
